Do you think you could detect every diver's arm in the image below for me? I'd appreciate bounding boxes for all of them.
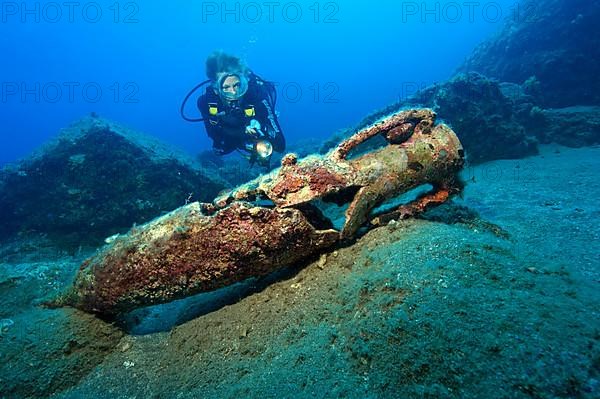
[255,98,285,152]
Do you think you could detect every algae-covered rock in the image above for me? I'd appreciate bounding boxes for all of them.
[535,106,600,146]
[0,116,225,246]
[403,73,538,163]
[459,0,600,108]
[323,73,537,164]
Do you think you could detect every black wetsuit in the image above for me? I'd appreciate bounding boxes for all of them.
[197,75,285,155]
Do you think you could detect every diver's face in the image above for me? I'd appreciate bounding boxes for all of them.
[221,76,241,97]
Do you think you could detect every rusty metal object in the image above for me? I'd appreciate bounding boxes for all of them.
[215,108,464,239]
[58,202,338,315]
[57,108,464,316]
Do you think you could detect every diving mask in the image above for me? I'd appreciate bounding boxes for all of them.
[217,73,249,101]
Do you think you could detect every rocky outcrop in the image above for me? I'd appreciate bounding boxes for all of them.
[322,73,537,164]
[535,106,600,146]
[403,73,538,163]
[0,116,225,246]
[458,0,600,108]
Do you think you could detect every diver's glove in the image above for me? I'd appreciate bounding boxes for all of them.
[245,119,264,138]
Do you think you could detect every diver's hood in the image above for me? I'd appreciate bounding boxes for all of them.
[215,72,249,101]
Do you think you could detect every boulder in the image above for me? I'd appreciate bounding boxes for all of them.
[322,73,537,164]
[0,116,225,246]
[458,0,600,108]
[536,106,600,146]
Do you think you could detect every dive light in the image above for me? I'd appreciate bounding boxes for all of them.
[243,139,273,165]
[255,140,273,159]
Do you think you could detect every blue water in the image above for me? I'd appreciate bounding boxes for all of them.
[0,0,519,165]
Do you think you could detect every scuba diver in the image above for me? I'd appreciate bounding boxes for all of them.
[181,51,285,166]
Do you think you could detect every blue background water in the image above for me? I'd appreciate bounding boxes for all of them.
[1,0,519,165]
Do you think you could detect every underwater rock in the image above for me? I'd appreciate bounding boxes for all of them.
[57,109,464,316]
[458,0,600,108]
[496,85,600,146]
[0,116,225,246]
[497,82,545,132]
[534,106,600,146]
[403,73,538,163]
[324,74,536,164]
